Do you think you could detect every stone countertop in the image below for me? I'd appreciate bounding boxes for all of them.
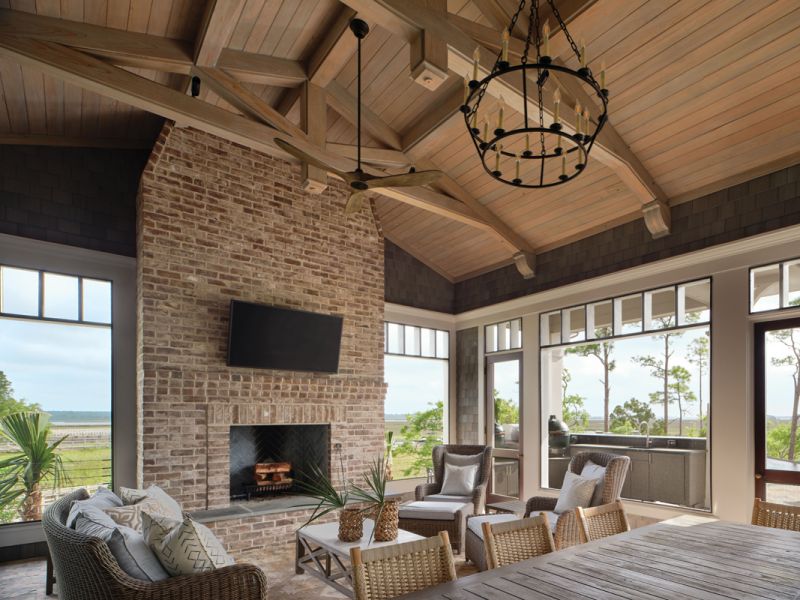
[569,443,707,455]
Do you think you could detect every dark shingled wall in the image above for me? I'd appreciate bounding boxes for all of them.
[384,239,455,313]
[455,164,800,313]
[0,145,149,257]
[456,327,480,444]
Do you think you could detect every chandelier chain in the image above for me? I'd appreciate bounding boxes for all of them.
[533,0,546,157]
[547,0,583,65]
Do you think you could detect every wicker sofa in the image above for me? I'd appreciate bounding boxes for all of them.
[465,451,630,570]
[43,488,268,600]
[414,444,493,515]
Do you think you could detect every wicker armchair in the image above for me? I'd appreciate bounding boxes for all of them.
[524,451,630,549]
[350,531,456,600]
[415,445,492,514]
[482,514,555,570]
[752,498,800,532]
[43,489,268,600]
[577,500,631,543]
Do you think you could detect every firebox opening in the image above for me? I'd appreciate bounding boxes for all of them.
[229,424,330,501]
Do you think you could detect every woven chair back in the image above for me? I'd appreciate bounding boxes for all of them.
[752,498,800,532]
[482,513,556,570]
[577,500,631,543]
[350,531,456,600]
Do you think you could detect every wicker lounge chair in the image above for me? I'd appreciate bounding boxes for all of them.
[43,488,268,600]
[481,513,555,570]
[577,500,631,543]
[414,444,492,515]
[350,531,456,600]
[752,498,800,532]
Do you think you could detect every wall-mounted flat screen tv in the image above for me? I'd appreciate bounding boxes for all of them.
[227,300,343,373]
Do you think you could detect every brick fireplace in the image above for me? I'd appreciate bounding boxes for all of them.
[136,123,386,553]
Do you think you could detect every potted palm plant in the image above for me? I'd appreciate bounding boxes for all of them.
[0,412,69,521]
[351,455,397,542]
[297,452,362,542]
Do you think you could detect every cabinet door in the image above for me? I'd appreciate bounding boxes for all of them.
[650,453,686,505]
[627,453,650,500]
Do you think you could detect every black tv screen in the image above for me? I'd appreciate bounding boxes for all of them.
[227,301,343,373]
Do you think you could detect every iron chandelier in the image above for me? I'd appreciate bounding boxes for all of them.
[461,0,608,188]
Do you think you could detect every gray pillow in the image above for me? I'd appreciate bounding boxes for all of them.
[444,452,483,487]
[554,471,596,514]
[108,526,170,582]
[73,506,117,540]
[119,485,182,519]
[441,462,479,496]
[67,487,122,528]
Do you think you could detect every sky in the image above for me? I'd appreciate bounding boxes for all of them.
[0,319,111,412]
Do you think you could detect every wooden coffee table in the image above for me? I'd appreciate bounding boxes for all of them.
[295,518,424,597]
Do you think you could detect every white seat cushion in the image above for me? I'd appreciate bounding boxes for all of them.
[399,501,469,521]
[468,512,559,540]
[466,514,519,539]
[425,494,472,504]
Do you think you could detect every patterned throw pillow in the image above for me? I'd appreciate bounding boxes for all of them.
[119,485,183,519]
[142,512,234,576]
[104,497,173,532]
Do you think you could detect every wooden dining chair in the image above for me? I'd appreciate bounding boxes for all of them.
[577,501,631,543]
[752,498,800,532]
[350,531,457,600]
[481,513,556,570]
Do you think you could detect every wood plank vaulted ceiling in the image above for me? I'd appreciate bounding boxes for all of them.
[1,0,799,282]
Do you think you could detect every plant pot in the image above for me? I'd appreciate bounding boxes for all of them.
[373,500,399,542]
[338,507,363,542]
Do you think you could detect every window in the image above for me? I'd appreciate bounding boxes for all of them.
[750,258,800,313]
[485,318,522,353]
[384,322,450,479]
[384,322,449,479]
[0,265,112,525]
[540,278,711,510]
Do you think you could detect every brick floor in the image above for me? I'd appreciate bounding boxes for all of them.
[0,544,477,599]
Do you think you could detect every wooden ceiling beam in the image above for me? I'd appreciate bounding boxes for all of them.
[401,77,464,152]
[0,9,306,87]
[276,6,357,116]
[326,81,403,150]
[0,35,488,231]
[0,133,154,149]
[194,0,245,67]
[300,82,328,193]
[190,66,308,139]
[373,0,671,238]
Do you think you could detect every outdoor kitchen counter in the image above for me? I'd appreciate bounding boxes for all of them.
[566,443,707,507]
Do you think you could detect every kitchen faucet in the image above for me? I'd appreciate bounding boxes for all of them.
[640,420,652,448]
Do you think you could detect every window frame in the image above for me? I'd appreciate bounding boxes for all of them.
[749,256,800,315]
[485,318,523,354]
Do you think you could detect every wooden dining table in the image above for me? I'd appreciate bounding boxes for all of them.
[400,515,800,599]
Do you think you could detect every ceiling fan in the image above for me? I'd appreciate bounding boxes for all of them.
[275,18,442,214]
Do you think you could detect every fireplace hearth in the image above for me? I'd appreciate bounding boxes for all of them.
[229,424,330,501]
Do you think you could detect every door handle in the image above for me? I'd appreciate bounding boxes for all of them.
[754,474,763,480]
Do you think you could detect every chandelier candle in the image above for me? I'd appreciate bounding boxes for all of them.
[543,22,550,57]
[463,76,469,103]
[461,0,608,187]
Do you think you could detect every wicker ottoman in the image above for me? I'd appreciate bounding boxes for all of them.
[397,501,471,554]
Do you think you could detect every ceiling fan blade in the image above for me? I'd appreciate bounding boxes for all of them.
[365,170,443,189]
[274,138,351,180]
[344,191,365,214]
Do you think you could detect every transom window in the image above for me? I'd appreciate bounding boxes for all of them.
[750,258,800,313]
[0,265,111,325]
[485,318,522,353]
[540,278,711,347]
[384,322,449,358]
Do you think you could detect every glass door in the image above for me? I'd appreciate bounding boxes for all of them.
[755,318,800,503]
[486,352,522,499]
